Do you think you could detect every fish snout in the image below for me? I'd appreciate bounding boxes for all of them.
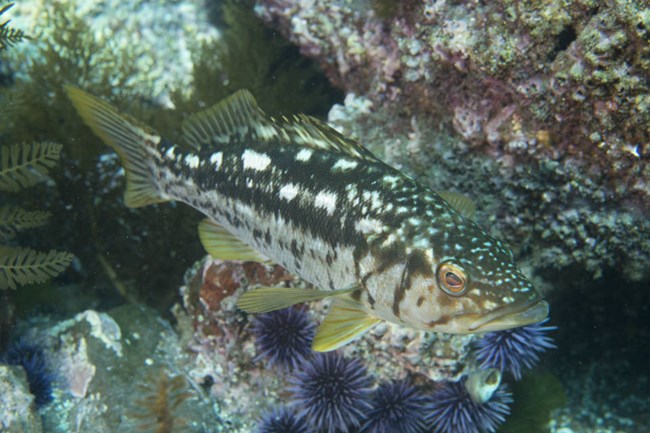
[468,298,549,332]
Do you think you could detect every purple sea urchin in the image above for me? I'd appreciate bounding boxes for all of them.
[251,306,316,371]
[475,319,556,380]
[426,379,512,433]
[257,406,309,433]
[290,352,373,433]
[5,340,55,407]
[359,379,430,433]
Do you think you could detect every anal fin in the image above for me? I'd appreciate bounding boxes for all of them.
[236,286,356,313]
[312,296,380,352]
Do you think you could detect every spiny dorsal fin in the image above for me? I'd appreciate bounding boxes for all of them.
[182,90,382,163]
[437,190,476,218]
[198,218,269,262]
[275,114,382,163]
[312,295,380,352]
[182,89,279,150]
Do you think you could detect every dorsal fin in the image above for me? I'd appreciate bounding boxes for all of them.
[182,90,382,163]
[274,114,381,163]
[437,190,476,218]
[182,89,279,149]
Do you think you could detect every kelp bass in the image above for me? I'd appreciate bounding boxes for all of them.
[66,87,548,351]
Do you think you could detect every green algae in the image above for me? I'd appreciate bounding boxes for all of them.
[171,0,341,123]
[501,370,567,433]
[0,3,26,50]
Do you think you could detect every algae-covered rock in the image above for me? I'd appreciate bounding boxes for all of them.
[0,365,44,433]
[24,305,218,432]
[501,370,567,433]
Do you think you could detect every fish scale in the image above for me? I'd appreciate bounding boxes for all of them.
[157,141,398,291]
[66,86,549,352]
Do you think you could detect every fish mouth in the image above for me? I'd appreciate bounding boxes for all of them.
[468,298,549,332]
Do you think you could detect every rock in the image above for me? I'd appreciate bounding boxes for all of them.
[0,365,43,433]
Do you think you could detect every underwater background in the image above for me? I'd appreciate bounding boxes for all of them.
[0,0,648,432]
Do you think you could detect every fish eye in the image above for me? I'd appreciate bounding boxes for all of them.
[437,261,468,296]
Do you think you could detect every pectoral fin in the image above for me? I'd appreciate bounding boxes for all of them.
[198,219,269,262]
[312,296,380,352]
[236,286,356,313]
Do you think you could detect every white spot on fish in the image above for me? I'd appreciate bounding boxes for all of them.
[408,217,421,226]
[256,124,277,140]
[234,201,255,218]
[362,190,383,210]
[295,148,313,162]
[355,217,383,234]
[314,190,337,215]
[279,183,300,201]
[502,296,514,303]
[242,149,272,171]
[184,154,200,169]
[332,159,358,171]
[381,233,397,247]
[210,152,223,169]
[165,146,176,159]
[483,300,497,310]
[383,175,399,186]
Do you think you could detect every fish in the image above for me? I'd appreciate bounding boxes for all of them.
[65,86,549,352]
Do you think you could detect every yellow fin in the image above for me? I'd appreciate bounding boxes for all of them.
[437,190,476,218]
[237,286,356,313]
[312,296,380,352]
[65,86,164,208]
[198,219,268,262]
[181,89,277,150]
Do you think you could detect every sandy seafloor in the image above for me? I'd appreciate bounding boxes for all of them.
[0,1,649,433]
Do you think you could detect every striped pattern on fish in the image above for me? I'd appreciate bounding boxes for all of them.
[66,86,549,352]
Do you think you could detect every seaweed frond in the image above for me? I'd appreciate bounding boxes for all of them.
[0,141,73,290]
[0,246,74,290]
[172,0,341,120]
[0,142,63,192]
[0,3,27,50]
[131,371,192,433]
[0,206,51,240]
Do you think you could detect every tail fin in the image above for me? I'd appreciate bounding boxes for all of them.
[65,85,165,208]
